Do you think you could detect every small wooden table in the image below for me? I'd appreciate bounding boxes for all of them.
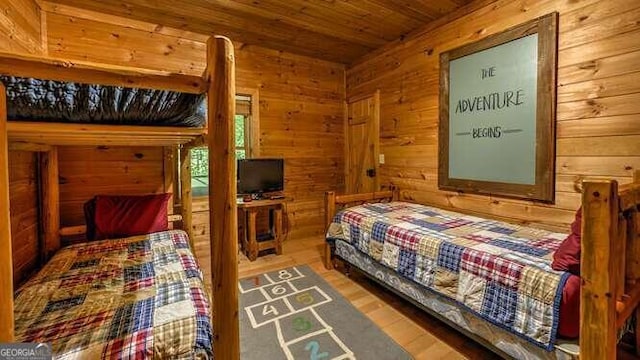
[237,198,286,261]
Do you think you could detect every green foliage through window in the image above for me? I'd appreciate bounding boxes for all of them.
[190,112,250,196]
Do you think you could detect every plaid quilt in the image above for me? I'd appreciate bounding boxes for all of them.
[14,230,213,359]
[326,202,570,350]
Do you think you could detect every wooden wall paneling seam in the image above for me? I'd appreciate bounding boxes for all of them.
[0,84,14,342]
[373,90,381,192]
[206,36,239,359]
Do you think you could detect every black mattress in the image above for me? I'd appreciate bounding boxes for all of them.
[0,76,206,127]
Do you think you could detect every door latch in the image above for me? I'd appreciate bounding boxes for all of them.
[366,168,376,177]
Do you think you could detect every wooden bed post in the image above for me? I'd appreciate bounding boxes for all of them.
[206,36,239,359]
[0,84,14,342]
[391,186,400,201]
[324,191,336,270]
[40,146,60,260]
[581,180,619,360]
[180,146,194,249]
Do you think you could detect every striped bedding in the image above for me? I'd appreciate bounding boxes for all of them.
[14,230,213,359]
[326,201,571,350]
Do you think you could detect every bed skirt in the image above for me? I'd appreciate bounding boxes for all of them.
[334,239,578,360]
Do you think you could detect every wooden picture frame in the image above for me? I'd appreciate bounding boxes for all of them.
[438,13,558,202]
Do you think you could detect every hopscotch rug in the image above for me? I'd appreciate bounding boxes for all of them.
[239,265,412,360]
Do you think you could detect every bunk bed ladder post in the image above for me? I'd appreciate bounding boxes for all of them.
[0,84,14,342]
[180,145,194,248]
[206,36,240,360]
[40,146,60,260]
[324,191,336,270]
[580,180,619,360]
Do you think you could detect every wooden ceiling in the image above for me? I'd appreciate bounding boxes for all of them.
[49,0,473,63]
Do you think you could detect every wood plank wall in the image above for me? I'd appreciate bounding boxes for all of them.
[40,5,345,244]
[347,0,640,230]
[58,146,168,230]
[8,150,38,286]
[0,0,42,54]
[190,45,345,277]
[33,3,344,273]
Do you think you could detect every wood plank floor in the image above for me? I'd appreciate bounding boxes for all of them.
[237,235,497,359]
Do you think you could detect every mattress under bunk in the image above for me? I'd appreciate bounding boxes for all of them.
[326,201,581,359]
[0,76,205,127]
[13,230,213,359]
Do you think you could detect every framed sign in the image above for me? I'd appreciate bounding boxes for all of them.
[438,13,558,202]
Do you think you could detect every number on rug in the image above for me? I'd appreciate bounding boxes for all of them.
[292,316,312,332]
[262,304,279,316]
[305,341,329,360]
[278,269,293,280]
[271,285,287,296]
[296,292,314,305]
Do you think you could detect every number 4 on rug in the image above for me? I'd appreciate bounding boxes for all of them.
[262,304,279,316]
[305,341,329,360]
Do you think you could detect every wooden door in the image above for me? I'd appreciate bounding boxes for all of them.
[346,91,380,194]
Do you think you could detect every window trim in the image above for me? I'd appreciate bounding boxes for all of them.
[189,88,260,199]
[237,87,260,158]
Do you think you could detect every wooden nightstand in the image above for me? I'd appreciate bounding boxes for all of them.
[237,198,286,261]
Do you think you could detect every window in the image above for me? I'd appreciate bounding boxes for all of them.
[191,93,257,197]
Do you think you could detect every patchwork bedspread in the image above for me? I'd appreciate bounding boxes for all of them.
[14,230,213,359]
[326,202,570,350]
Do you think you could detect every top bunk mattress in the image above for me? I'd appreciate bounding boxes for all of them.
[326,201,576,351]
[13,230,213,359]
[0,76,206,127]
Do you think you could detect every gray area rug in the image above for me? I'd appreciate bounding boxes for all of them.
[239,265,412,360]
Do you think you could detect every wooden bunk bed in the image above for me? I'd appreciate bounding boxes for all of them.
[323,176,640,360]
[0,36,240,359]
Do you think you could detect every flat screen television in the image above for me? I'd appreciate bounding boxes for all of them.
[237,158,284,195]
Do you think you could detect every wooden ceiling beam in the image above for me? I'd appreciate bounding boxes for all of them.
[197,0,388,48]
[262,0,422,42]
[0,51,206,93]
[49,0,373,63]
[361,0,438,22]
[350,0,499,67]
[45,0,473,63]
[40,2,211,42]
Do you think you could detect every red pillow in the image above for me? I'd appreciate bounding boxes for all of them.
[552,207,582,275]
[93,194,171,240]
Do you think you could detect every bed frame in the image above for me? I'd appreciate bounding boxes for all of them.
[0,37,240,359]
[324,174,640,360]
